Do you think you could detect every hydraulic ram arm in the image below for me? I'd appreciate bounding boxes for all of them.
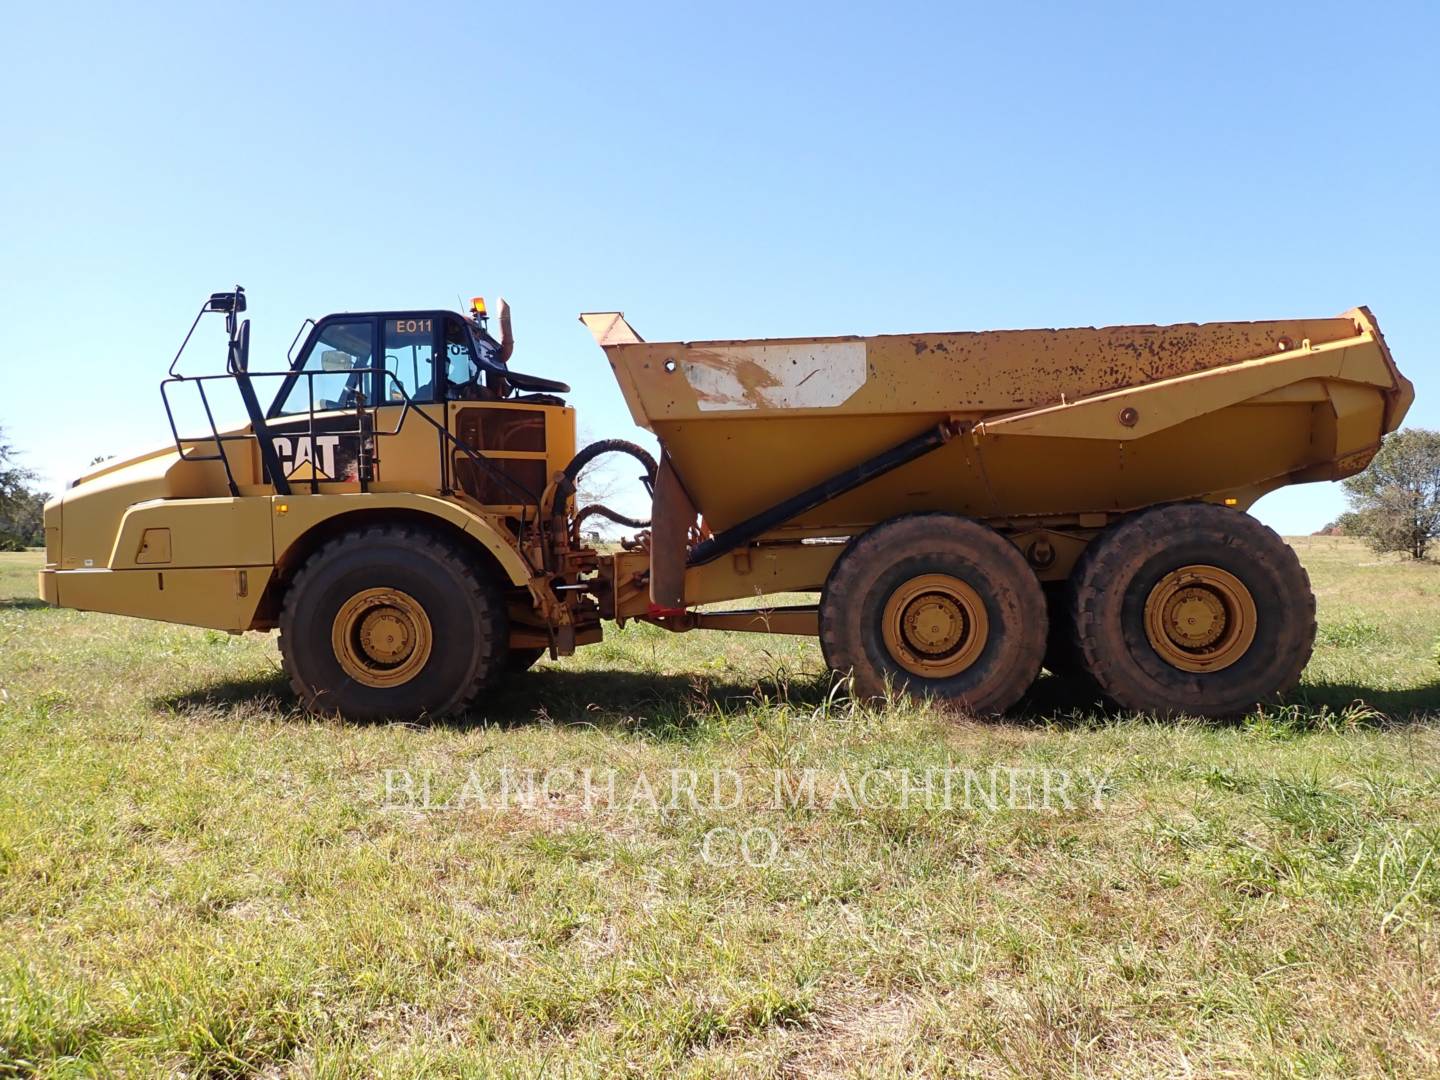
[686,421,959,565]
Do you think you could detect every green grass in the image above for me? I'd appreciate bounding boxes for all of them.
[1,537,1438,1077]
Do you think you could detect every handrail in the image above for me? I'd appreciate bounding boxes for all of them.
[159,370,545,556]
[162,367,395,495]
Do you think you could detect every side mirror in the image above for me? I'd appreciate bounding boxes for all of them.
[207,290,246,314]
[228,319,251,373]
[321,350,355,372]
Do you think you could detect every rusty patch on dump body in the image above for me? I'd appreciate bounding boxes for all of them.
[876,317,1364,413]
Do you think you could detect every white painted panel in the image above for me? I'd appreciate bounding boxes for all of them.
[681,342,867,411]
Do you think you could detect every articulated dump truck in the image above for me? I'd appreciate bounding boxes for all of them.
[40,289,1412,718]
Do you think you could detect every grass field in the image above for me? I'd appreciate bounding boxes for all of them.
[1,537,1438,1078]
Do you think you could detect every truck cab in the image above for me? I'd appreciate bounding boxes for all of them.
[38,292,586,677]
[260,303,573,504]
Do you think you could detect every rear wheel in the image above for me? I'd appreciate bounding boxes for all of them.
[1069,503,1315,717]
[818,513,1047,715]
[279,525,506,720]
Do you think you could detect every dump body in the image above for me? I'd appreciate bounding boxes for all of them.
[584,308,1412,538]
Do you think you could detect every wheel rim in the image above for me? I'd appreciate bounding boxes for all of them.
[1143,564,1257,673]
[332,587,433,688]
[881,573,989,678]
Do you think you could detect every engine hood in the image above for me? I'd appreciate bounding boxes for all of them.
[53,440,242,570]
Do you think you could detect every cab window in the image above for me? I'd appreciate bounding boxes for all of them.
[444,317,479,397]
[274,319,376,415]
[382,317,438,403]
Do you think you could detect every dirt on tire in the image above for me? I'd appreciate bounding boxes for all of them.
[819,512,1047,715]
[1068,503,1315,717]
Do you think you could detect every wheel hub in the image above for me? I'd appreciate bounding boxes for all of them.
[358,609,414,664]
[1144,565,1256,673]
[332,588,433,688]
[902,595,965,655]
[883,574,989,678]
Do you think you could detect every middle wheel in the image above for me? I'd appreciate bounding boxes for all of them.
[819,513,1047,714]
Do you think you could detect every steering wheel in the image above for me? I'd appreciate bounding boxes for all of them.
[455,364,486,400]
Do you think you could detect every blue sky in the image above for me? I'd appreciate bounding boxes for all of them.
[2,1,1435,534]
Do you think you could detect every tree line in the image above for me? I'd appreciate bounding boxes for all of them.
[1336,428,1440,560]
[0,426,47,551]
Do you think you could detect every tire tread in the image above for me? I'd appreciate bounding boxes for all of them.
[277,523,505,718]
[819,512,1046,715]
[1069,503,1315,716]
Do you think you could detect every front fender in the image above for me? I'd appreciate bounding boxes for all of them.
[270,493,533,586]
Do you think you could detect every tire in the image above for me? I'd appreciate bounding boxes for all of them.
[278,525,507,720]
[507,647,547,673]
[1069,503,1315,717]
[819,513,1047,715]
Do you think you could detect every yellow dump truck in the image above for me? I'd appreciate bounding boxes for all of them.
[40,289,1412,718]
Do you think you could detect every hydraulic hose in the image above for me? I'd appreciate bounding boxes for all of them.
[571,503,651,535]
[554,439,659,545]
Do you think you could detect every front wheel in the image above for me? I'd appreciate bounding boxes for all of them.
[278,525,507,720]
[818,513,1047,715]
[1069,503,1315,717]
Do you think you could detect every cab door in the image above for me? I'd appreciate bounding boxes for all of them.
[368,314,448,494]
[377,315,442,411]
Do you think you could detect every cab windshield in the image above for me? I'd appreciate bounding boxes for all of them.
[266,313,504,417]
[270,319,375,416]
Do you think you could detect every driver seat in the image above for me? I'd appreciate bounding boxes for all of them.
[505,369,570,395]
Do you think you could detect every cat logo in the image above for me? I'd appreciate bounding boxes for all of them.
[273,435,341,480]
